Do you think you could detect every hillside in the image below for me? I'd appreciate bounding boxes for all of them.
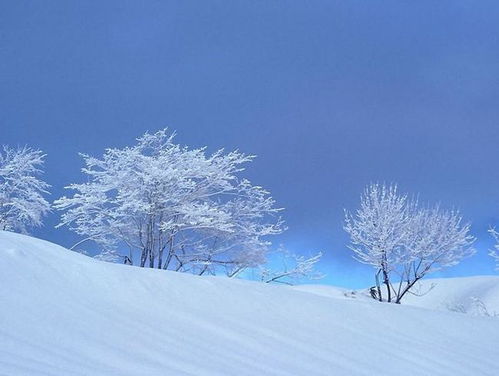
[1,231,498,376]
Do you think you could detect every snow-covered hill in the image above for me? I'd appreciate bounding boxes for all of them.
[295,276,499,316]
[1,231,498,376]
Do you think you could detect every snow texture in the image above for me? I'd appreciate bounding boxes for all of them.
[1,231,498,376]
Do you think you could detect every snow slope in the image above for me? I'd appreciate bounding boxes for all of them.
[1,231,498,376]
[402,276,499,315]
[295,276,499,316]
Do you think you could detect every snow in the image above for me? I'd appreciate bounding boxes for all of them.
[1,231,498,376]
[402,276,499,315]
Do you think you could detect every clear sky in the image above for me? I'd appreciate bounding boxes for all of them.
[1,1,499,287]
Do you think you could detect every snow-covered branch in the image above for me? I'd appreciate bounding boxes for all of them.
[259,246,324,285]
[488,228,499,270]
[0,146,51,233]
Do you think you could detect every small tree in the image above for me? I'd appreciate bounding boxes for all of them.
[393,206,475,303]
[0,146,50,233]
[55,130,284,274]
[344,184,410,302]
[345,183,475,303]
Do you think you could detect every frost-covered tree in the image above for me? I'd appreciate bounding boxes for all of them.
[344,184,411,302]
[394,206,475,303]
[55,130,284,274]
[345,183,475,303]
[488,228,499,270]
[0,146,50,233]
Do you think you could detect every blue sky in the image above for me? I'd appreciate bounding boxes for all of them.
[1,1,499,287]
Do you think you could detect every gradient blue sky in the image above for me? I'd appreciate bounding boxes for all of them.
[2,1,499,287]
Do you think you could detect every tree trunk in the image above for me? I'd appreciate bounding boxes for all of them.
[381,253,391,302]
[157,248,163,269]
[395,277,421,304]
[383,268,391,303]
[140,249,147,267]
[375,269,383,302]
[149,248,155,268]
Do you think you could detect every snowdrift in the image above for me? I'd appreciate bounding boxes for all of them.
[1,231,498,376]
